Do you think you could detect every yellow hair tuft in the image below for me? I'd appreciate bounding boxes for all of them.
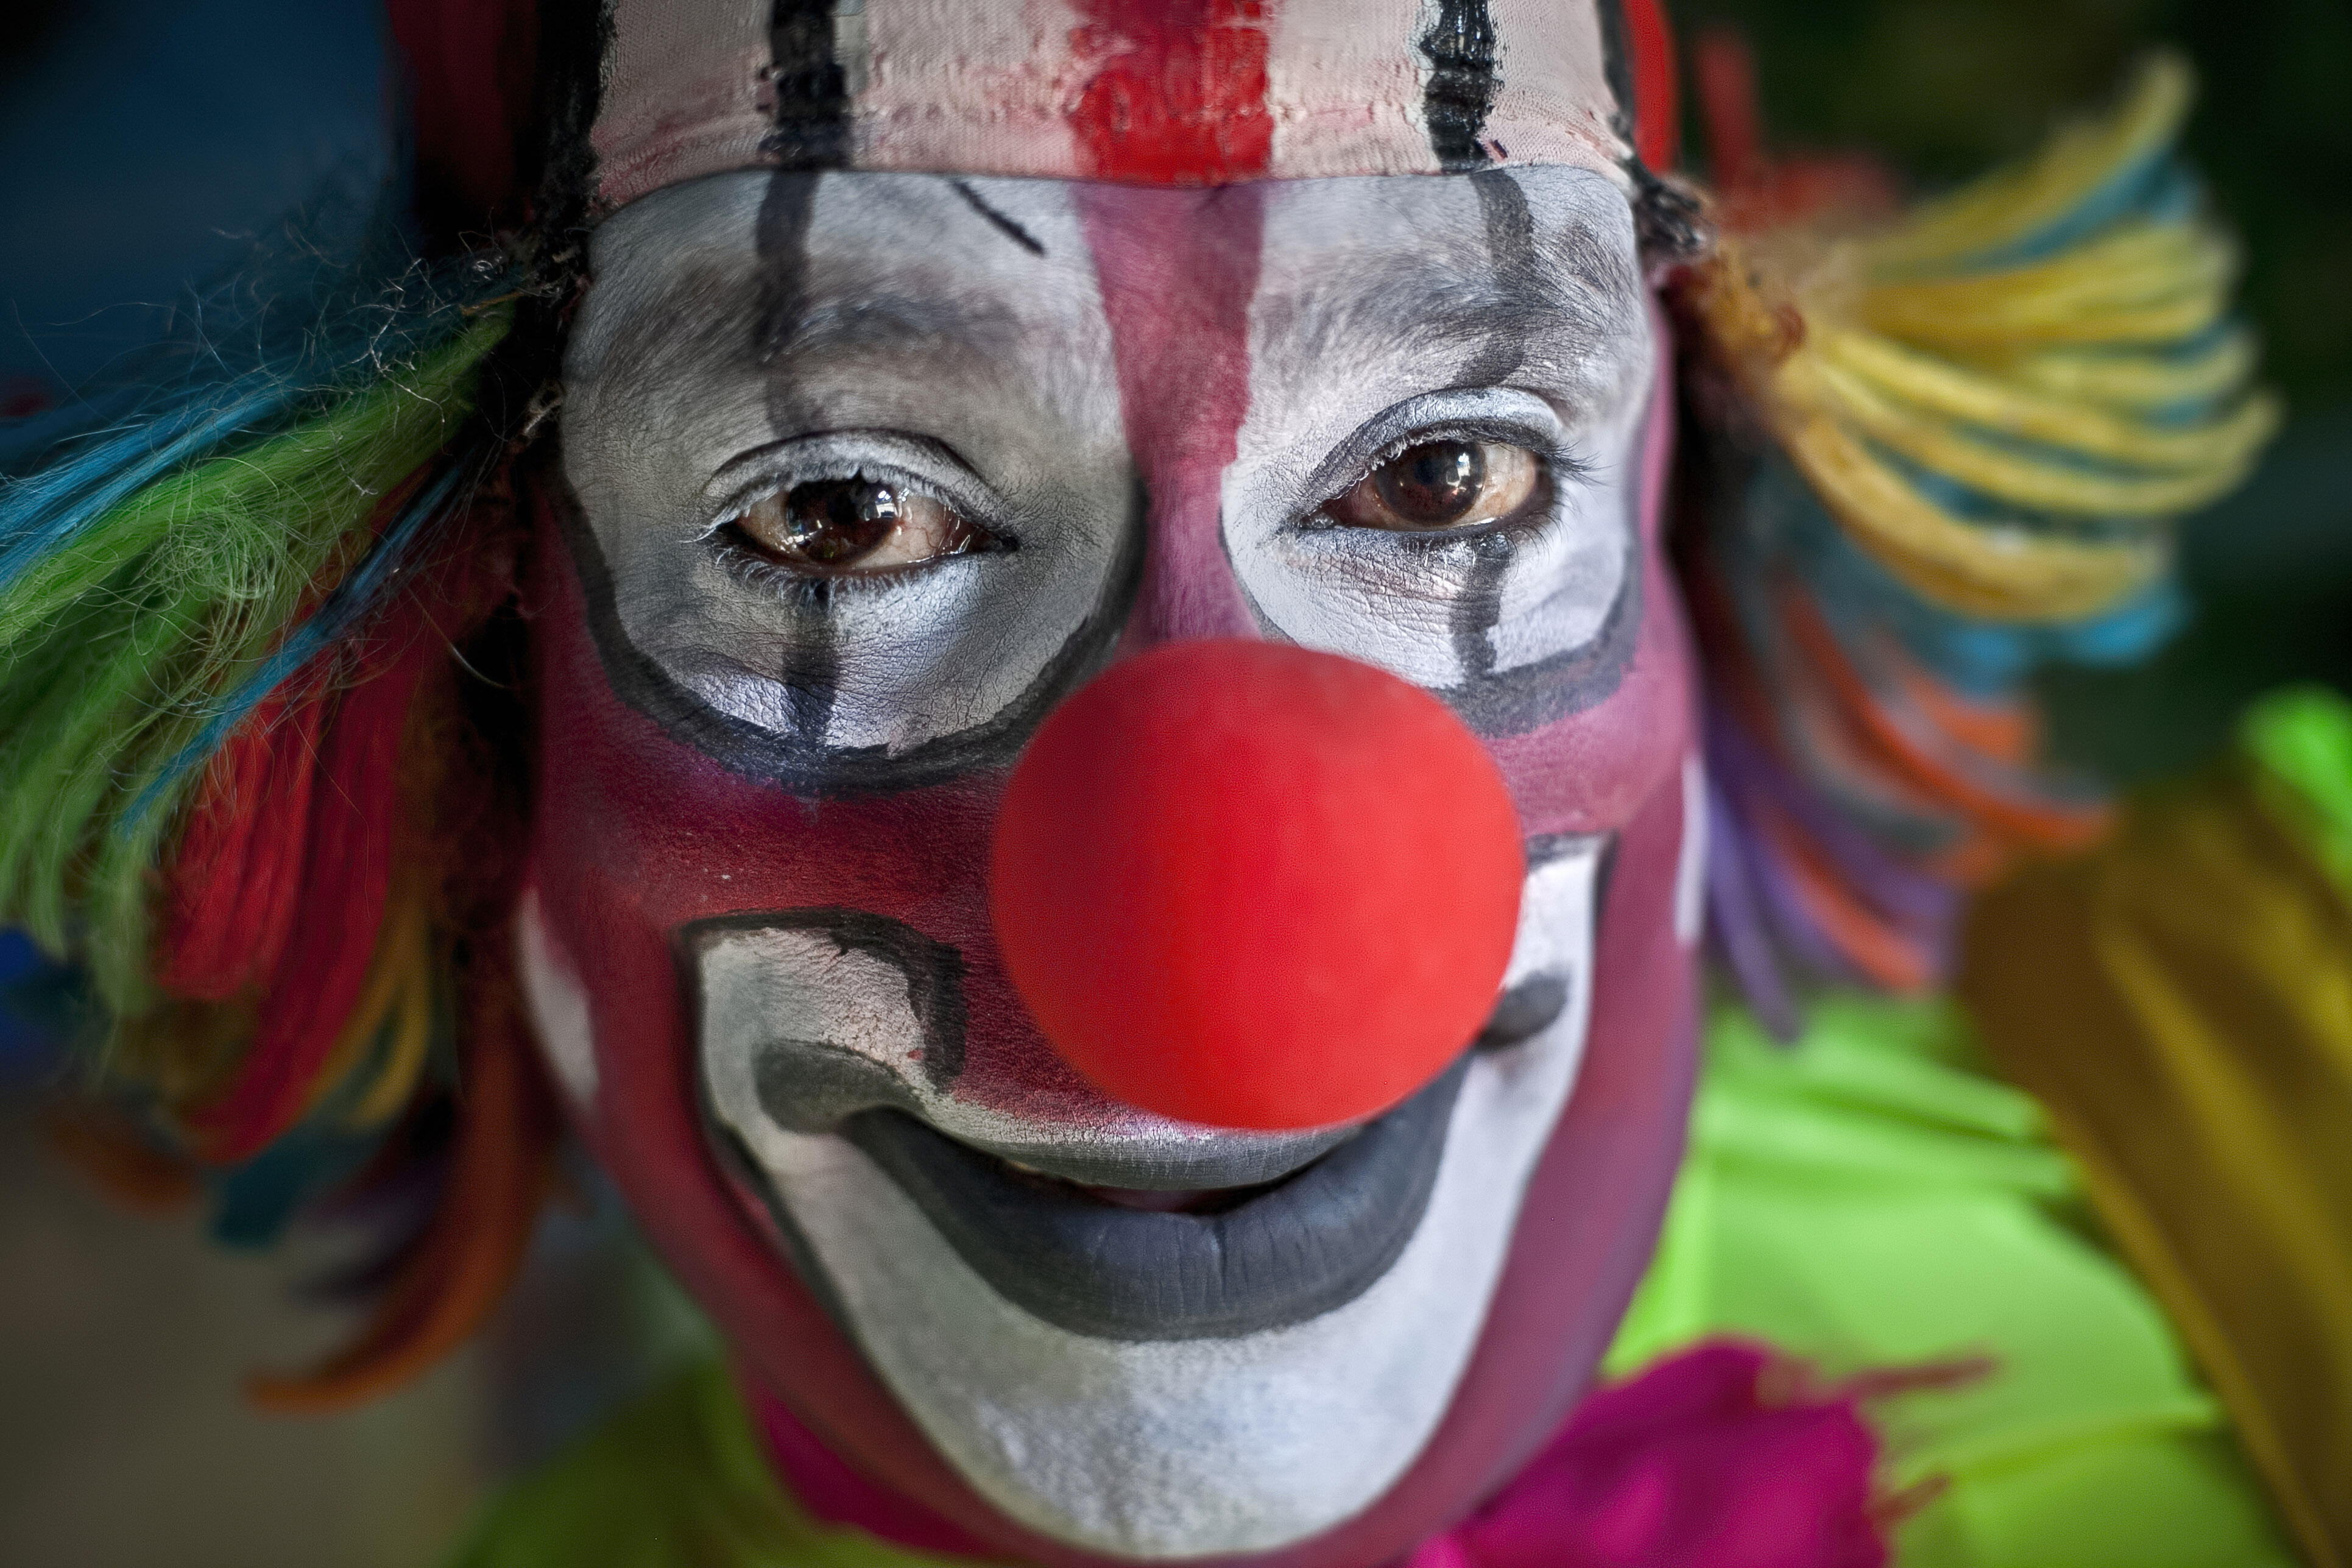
[1690,52,2274,624]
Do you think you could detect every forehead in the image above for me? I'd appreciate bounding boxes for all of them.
[565,168,1648,520]
[575,165,1640,366]
[587,0,1626,207]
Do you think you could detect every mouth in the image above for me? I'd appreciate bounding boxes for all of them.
[563,830,1613,1556]
[523,823,1624,1557]
[836,1053,1472,1341]
[693,898,1582,1345]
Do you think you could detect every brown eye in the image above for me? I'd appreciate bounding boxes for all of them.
[733,476,983,573]
[1326,440,1544,533]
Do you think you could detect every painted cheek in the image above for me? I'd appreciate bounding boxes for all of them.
[1488,565,1695,837]
[526,519,1094,1130]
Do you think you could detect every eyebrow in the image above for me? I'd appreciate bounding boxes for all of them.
[591,258,1035,411]
[1260,221,1646,402]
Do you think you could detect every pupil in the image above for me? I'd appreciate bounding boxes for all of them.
[781,478,900,564]
[1376,441,1485,526]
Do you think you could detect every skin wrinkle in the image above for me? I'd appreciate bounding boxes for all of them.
[1244,192,1637,426]
[567,167,1649,777]
[592,275,1036,434]
[781,293,1034,371]
[1462,168,1537,386]
[547,461,1145,795]
[534,9,1704,1535]
[1254,268,1622,419]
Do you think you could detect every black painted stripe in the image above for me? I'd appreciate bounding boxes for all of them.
[1597,0,1640,156]
[765,0,850,170]
[950,180,1048,257]
[1418,0,1502,172]
[548,462,1149,799]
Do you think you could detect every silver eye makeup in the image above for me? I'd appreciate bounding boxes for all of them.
[1223,395,1639,721]
[1323,440,1548,534]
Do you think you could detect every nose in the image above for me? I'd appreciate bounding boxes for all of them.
[989,640,1524,1131]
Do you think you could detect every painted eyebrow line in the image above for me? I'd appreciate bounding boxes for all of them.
[950,180,1048,257]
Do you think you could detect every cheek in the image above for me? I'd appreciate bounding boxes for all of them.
[1488,542,1696,836]
[524,528,1012,1111]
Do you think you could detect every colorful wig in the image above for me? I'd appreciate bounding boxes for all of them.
[0,192,556,1404]
[1676,49,2274,1030]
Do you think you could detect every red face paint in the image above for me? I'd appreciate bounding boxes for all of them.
[1070,0,1277,186]
[1080,180,1268,646]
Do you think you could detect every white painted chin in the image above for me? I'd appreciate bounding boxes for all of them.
[518,838,1606,1561]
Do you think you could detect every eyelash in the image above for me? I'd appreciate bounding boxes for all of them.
[1307,428,1595,539]
[694,422,1594,602]
[699,461,1010,596]
[710,530,850,604]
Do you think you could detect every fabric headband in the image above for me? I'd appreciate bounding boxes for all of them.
[588,0,1632,214]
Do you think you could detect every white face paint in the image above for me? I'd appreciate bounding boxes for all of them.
[1229,168,1653,736]
[558,166,1650,791]
[687,914,1352,1190]
[524,838,1607,1558]
[560,174,1135,791]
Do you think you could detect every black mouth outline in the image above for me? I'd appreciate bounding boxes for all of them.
[836,1053,1472,1341]
[688,891,1583,1347]
[690,906,1358,1191]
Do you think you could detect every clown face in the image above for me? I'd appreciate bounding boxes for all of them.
[520,160,1700,1563]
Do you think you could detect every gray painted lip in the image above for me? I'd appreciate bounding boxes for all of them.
[838,1055,1469,1341]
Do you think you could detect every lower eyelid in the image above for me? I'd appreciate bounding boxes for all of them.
[710,524,1007,598]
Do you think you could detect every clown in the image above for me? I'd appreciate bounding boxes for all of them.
[524,9,1704,1556]
[0,2,2334,1564]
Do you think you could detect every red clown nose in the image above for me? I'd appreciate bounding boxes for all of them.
[990,641,1525,1131]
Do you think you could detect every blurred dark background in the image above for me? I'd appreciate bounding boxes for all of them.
[2,1,2348,1563]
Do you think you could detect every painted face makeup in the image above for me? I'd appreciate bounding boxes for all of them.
[528,164,1699,1564]
[554,174,1137,792]
[1222,169,1651,735]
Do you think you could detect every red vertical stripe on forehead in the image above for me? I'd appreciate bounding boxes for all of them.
[1070,0,1277,185]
